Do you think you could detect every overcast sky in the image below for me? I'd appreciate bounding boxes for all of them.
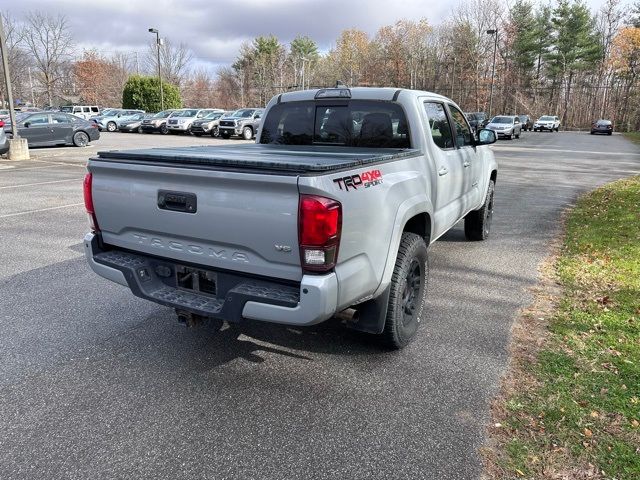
[1,0,631,73]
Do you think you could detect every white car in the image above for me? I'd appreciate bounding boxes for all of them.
[533,115,560,132]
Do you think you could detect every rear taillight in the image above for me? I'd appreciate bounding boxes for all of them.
[83,173,99,232]
[0,120,4,127]
[298,194,342,273]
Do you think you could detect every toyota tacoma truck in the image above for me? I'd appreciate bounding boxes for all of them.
[83,87,498,348]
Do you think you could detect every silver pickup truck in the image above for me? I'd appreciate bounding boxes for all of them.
[84,87,498,348]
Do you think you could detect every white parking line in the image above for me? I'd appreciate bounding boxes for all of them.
[0,178,85,189]
[492,145,640,156]
[0,163,85,171]
[0,202,84,219]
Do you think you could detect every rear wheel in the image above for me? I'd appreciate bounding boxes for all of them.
[381,232,428,349]
[72,131,89,147]
[465,180,495,241]
[160,124,169,135]
[211,126,219,137]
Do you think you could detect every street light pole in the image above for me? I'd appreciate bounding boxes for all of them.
[148,28,164,111]
[486,29,498,119]
[0,16,18,139]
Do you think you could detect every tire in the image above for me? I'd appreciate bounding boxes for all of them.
[106,121,117,132]
[381,232,429,349]
[221,132,231,139]
[160,124,169,135]
[211,126,219,138]
[242,126,253,140]
[137,126,142,134]
[464,179,495,241]
[608,132,612,135]
[515,130,520,139]
[72,131,89,147]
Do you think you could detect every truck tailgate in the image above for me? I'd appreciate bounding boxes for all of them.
[88,160,302,281]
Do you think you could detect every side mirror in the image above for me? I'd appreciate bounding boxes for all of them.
[24,121,31,128]
[476,128,496,145]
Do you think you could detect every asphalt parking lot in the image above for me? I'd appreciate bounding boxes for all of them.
[1,131,639,479]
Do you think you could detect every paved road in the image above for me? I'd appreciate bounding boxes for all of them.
[1,132,638,479]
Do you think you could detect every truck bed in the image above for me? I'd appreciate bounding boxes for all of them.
[95,144,420,174]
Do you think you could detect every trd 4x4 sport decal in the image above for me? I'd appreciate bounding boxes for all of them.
[333,169,383,191]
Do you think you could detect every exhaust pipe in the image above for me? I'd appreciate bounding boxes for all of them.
[175,310,205,328]
[335,308,359,324]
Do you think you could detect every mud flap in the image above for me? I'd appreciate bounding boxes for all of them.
[345,286,391,334]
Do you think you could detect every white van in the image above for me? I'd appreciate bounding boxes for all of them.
[60,105,101,120]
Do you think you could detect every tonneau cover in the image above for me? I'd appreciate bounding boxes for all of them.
[95,144,420,174]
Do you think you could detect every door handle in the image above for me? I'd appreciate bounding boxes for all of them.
[463,161,471,168]
[438,167,449,176]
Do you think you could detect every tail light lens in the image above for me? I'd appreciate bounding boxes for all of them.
[298,194,342,273]
[83,173,99,232]
[0,120,4,127]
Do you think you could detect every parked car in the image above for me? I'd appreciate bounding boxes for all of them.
[0,109,10,121]
[190,110,226,137]
[4,111,100,147]
[90,109,145,132]
[465,112,488,133]
[60,105,101,120]
[166,109,218,134]
[485,115,522,139]
[83,87,498,349]
[590,119,613,135]
[533,115,560,132]
[218,108,264,139]
[517,115,532,131]
[0,120,8,155]
[140,110,176,135]
[118,113,150,133]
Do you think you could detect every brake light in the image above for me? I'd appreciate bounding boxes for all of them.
[83,173,99,232]
[0,120,4,128]
[298,194,342,273]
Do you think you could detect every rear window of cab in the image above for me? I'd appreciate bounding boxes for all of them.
[259,100,410,148]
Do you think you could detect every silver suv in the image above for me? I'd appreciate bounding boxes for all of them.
[166,109,218,134]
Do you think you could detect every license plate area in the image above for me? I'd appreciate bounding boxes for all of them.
[176,266,217,296]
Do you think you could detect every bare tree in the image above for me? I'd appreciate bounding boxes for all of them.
[22,12,73,106]
[0,13,31,106]
[146,38,193,87]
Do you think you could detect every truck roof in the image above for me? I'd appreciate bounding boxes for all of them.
[276,87,449,104]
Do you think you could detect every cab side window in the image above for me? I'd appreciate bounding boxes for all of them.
[423,102,454,150]
[448,106,474,148]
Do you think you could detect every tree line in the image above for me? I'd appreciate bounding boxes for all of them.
[2,0,640,130]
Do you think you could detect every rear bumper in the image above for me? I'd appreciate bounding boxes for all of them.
[84,233,337,326]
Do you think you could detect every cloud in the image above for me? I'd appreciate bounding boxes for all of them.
[1,0,619,71]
